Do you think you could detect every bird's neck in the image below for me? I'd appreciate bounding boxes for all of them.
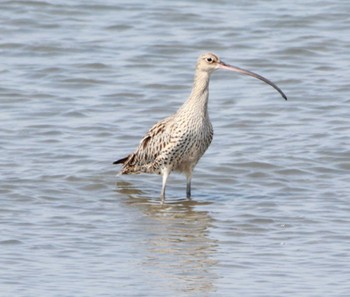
[178,70,211,117]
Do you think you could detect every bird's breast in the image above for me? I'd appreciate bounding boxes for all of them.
[170,116,213,171]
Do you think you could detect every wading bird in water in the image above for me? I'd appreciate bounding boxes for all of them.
[114,52,287,203]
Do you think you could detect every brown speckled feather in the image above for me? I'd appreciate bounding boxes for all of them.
[116,116,174,174]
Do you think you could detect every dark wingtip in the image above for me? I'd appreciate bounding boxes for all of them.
[113,156,128,165]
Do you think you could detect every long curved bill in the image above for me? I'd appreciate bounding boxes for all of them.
[219,61,287,100]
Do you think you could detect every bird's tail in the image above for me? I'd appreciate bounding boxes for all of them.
[113,154,146,175]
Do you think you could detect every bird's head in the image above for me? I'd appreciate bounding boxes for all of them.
[196,52,222,73]
[196,52,287,100]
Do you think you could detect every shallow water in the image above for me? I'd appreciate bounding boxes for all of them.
[1,1,350,296]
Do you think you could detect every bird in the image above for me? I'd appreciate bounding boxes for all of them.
[114,52,287,203]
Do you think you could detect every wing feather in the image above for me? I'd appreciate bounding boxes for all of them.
[118,116,175,174]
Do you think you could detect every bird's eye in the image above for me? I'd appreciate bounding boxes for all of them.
[206,57,213,63]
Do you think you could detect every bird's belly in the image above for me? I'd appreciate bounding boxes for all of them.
[174,154,198,173]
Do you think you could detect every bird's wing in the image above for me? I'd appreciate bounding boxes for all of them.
[120,116,176,172]
[137,117,174,160]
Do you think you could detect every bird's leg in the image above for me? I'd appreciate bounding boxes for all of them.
[160,168,170,204]
[186,172,192,199]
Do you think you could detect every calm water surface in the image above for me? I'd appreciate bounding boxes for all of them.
[1,0,350,296]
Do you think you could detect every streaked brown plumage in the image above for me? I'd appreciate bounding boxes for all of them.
[114,52,287,202]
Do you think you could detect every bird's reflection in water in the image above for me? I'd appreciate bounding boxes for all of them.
[116,181,218,295]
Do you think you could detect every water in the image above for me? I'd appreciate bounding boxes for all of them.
[1,0,350,296]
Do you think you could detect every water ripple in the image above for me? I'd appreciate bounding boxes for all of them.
[1,0,350,296]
